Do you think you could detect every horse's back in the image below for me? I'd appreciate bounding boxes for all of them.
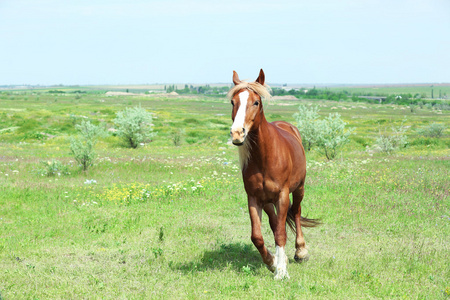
[272,121,303,148]
[271,121,306,191]
[271,120,306,166]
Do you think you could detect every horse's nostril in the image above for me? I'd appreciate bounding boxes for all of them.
[242,128,246,134]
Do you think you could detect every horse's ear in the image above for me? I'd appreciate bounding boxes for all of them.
[255,69,265,85]
[233,71,241,85]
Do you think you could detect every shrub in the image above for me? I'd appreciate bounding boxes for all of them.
[434,103,450,111]
[114,106,155,148]
[37,160,70,177]
[293,105,321,151]
[374,120,408,153]
[70,120,105,171]
[294,105,353,159]
[316,113,354,160]
[171,129,184,146]
[417,123,446,138]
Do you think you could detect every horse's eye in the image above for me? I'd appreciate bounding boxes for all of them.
[253,101,259,106]
[231,101,235,106]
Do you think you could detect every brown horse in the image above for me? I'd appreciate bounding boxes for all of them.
[229,69,320,279]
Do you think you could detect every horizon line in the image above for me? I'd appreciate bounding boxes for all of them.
[2,82,450,88]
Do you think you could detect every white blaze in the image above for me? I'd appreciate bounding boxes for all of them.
[231,90,249,131]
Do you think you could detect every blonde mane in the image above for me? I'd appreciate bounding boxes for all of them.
[227,81,272,104]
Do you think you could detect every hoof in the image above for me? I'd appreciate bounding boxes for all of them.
[274,269,290,280]
[266,264,276,273]
[294,248,309,263]
[294,254,310,263]
[266,250,277,273]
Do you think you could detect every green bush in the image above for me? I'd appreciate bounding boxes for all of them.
[37,160,70,177]
[374,120,408,153]
[293,105,321,151]
[171,129,184,146]
[417,123,446,138]
[114,106,156,148]
[294,105,353,159]
[70,120,105,171]
[316,113,353,160]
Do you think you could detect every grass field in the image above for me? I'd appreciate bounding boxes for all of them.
[0,90,449,299]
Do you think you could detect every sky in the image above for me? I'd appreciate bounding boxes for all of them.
[1,0,449,85]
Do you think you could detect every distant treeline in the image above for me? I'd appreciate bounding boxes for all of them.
[48,90,87,94]
[165,84,230,96]
[8,85,445,109]
[271,87,449,109]
[168,84,449,108]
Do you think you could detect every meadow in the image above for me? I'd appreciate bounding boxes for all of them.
[0,89,449,299]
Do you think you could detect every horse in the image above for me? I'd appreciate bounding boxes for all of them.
[228,69,320,280]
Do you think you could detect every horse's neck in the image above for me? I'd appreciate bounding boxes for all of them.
[239,116,272,170]
[252,116,272,152]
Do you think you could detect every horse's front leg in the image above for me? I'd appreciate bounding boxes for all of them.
[272,189,290,280]
[248,198,275,271]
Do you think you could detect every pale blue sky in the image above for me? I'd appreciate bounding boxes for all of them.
[1,0,449,85]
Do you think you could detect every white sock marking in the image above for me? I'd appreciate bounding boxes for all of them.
[274,246,290,280]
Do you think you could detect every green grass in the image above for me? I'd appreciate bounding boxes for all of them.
[0,90,449,299]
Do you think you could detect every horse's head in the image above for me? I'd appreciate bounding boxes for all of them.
[229,69,268,146]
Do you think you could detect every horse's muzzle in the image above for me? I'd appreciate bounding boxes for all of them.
[232,140,245,146]
[231,128,246,146]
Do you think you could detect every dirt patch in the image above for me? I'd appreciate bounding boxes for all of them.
[272,95,298,100]
[105,92,139,96]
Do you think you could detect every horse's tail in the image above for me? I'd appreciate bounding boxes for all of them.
[286,208,321,234]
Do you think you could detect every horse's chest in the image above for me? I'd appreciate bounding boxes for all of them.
[243,171,282,201]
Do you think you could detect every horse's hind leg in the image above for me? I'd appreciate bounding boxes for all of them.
[292,186,309,262]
